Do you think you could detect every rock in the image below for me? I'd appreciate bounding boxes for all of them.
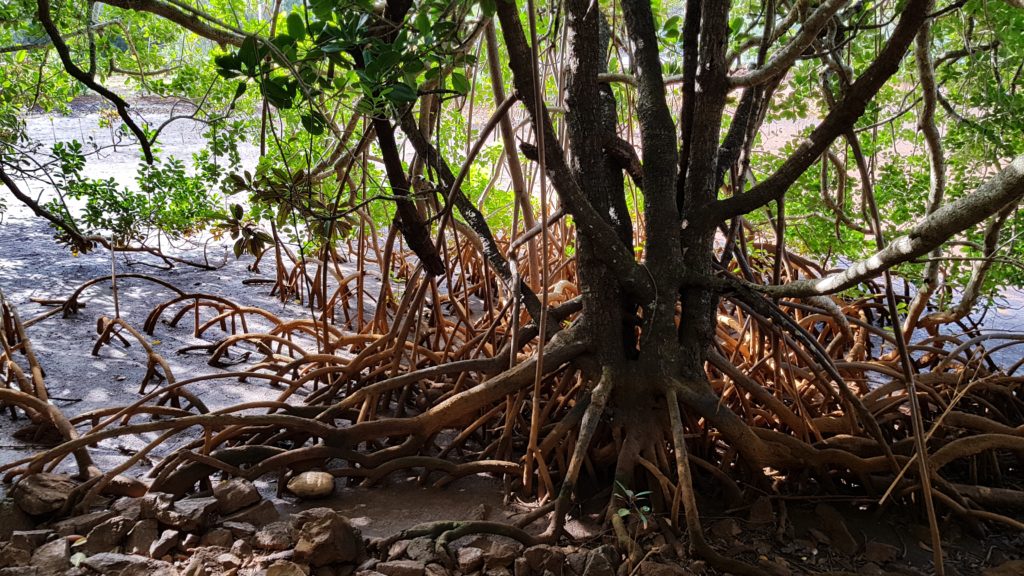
[51,510,115,536]
[524,545,564,575]
[11,473,78,516]
[222,521,257,537]
[213,478,261,514]
[286,472,335,499]
[83,515,133,554]
[984,560,1024,576]
[636,562,690,576]
[223,500,279,525]
[403,538,441,564]
[814,504,858,556]
[149,529,180,558]
[180,532,200,550]
[9,530,51,550]
[513,557,529,576]
[30,537,69,573]
[457,547,484,573]
[748,496,774,525]
[256,522,296,551]
[201,527,234,548]
[294,510,362,567]
[582,550,615,576]
[269,561,310,576]
[216,552,242,569]
[423,563,449,576]
[863,541,899,564]
[709,518,742,539]
[0,568,38,576]
[111,497,144,521]
[155,496,219,531]
[231,539,252,558]
[486,541,522,569]
[125,519,158,555]
[139,493,174,520]
[0,500,34,540]
[0,543,31,568]
[375,560,426,576]
[81,552,177,575]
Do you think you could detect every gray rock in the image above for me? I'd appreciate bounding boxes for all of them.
[221,521,257,537]
[0,543,31,568]
[231,538,252,558]
[524,545,563,575]
[11,473,77,516]
[403,538,441,564]
[51,511,115,536]
[81,552,177,575]
[0,500,34,540]
[110,497,144,521]
[375,560,425,576]
[486,541,522,569]
[179,532,200,551]
[149,529,180,559]
[201,527,234,548]
[268,560,309,576]
[423,564,449,576]
[293,511,362,567]
[255,522,295,551]
[30,537,70,573]
[213,479,261,514]
[125,519,158,555]
[223,500,279,525]
[286,472,335,499]
[457,547,484,573]
[83,515,133,554]
[9,530,51,551]
[155,497,219,531]
[581,550,615,576]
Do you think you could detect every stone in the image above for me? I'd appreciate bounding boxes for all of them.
[486,541,522,569]
[11,473,77,516]
[30,537,69,573]
[231,539,252,558]
[149,529,180,558]
[201,527,234,548]
[636,562,691,576]
[256,522,295,551]
[709,518,742,539]
[111,497,144,521]
[423,563,449,576]
[0,543,31,568]
[403,538,441,564]
[83,515,133,554]
[524,545,564,575]
[223,500,279,525]
[139,493,174,520]
[513,557,529,576]
[286,472,335,499]
[293,511,362,567]
[0,500,34,540]
[125,519,159,555]
[863,541,899,564]
[984,560,1024,576]
[51,510,115,536]
[457,547,484,573]
[180,532,200,550]
[216,552,243,569]
[9,530,51,550]
[814,504,858,556]
[268,561,310,576]
[0,568,37,576]
[748,496,774,525]
[582,550,615,576]
[213,478,261,514]
[375,560,426,576]
[155,496,219,531]
[81,552,177,575]
[222,521,257,537]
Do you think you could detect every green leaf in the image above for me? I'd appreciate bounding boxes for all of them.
[451,71,470,94]
[617,508,631,517]
[387,82,418,103]
[238,36,260,73]
[287,12,306,40]
[301,112,328,135]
